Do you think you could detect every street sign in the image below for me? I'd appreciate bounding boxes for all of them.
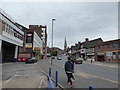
[34,47,40,52]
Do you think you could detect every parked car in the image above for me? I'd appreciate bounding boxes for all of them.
[47,53,51,57]
[51,56,55,59]
[17,57,22,62]
[17,57,27,62]
[57,55,62,60]
[21,58,27,62]
[26,57,37,63]
[17,53,31,62]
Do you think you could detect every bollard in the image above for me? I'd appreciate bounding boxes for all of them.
[49,68,52,77]
[56,71,58,87]
[89,85,93,90]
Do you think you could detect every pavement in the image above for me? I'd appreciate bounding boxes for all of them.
[1,74,48,88]
[1,61,49,89]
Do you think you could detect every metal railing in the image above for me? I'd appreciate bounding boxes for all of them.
[48,68,58,89]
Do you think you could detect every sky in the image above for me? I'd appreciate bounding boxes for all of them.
[0,1,118,49]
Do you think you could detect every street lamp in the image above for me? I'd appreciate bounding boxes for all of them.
[51,18,56,65]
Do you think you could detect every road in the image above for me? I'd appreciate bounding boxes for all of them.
[1,55,119,89]
[38,55,119,88]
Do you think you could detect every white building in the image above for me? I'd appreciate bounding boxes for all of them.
[33,31,43,53]
[0,9,24,62]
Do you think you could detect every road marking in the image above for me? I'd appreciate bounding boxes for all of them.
[76,71,120,84]
[2,63,15,65]
[38,76,44,88]
[26,63,37,65]
[0,75,21,88]
[92,63,118,68]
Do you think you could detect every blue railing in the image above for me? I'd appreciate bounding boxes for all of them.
[47,68,93,89]
[48,68,58,89]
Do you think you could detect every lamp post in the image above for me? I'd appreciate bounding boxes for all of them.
[51,18,56,65]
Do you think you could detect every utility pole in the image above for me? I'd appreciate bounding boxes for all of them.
[51,18,56,65]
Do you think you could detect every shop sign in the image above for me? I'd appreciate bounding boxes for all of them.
[34,47,40,52]
[25,43,32,48]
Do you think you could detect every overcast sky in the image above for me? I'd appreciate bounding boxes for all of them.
[0,2,118,49]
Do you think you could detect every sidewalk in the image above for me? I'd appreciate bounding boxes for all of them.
[1,74,48,89]
[83,60,118,68]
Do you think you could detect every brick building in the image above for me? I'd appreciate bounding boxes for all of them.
[80,38,103,60]
[17,24,47,58]
[95,39,120,63]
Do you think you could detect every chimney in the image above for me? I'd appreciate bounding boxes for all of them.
[85,38,89,42]
[78,42,81,44]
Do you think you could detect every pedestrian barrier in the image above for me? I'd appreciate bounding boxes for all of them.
[48,68,93,89]
[89,85,93,90]
[55,71,58,87]
[48,68,59,89]
[48,68,54,89]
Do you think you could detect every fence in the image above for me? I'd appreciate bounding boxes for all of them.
[48,68,58,89]
[47,68,93,90]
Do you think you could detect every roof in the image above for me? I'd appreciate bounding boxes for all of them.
[82,38,103,48]
[71,43,81,50]
[97,39,120,46]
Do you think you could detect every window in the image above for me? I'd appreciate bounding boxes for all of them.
[113,52,116,59]
[118,42,120,48]
[112,44,116,48]
[118,52,120,60]
[26,37,32,43]
[107,44,110,49]
[2,22,5,31]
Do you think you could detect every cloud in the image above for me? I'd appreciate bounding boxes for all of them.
[1,2,118,49]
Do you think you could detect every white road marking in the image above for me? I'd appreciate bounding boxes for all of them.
[2,63,15,65]
[92,63,118,68]
[26,63,37,65]
[0,75,21,88]
[38,76,44,88]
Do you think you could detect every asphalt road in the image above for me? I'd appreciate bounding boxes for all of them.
[1,55,119,89]
[38,55,119,88]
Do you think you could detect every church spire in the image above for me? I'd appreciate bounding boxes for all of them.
[64,37,67,51]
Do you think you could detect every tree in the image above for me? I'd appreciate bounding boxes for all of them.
[51,50,58,56]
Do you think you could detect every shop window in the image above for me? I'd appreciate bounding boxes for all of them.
[112,44,116,49]
[113,52,116,59]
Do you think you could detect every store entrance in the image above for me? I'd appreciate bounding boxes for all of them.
[2,41,15,63]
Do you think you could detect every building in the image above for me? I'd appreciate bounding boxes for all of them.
[28,25,47,56]
[0,9,24,63]
[15,24,44,58]
[71,42,81,60]
[80,38,103,60]
[95,39,120,63]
